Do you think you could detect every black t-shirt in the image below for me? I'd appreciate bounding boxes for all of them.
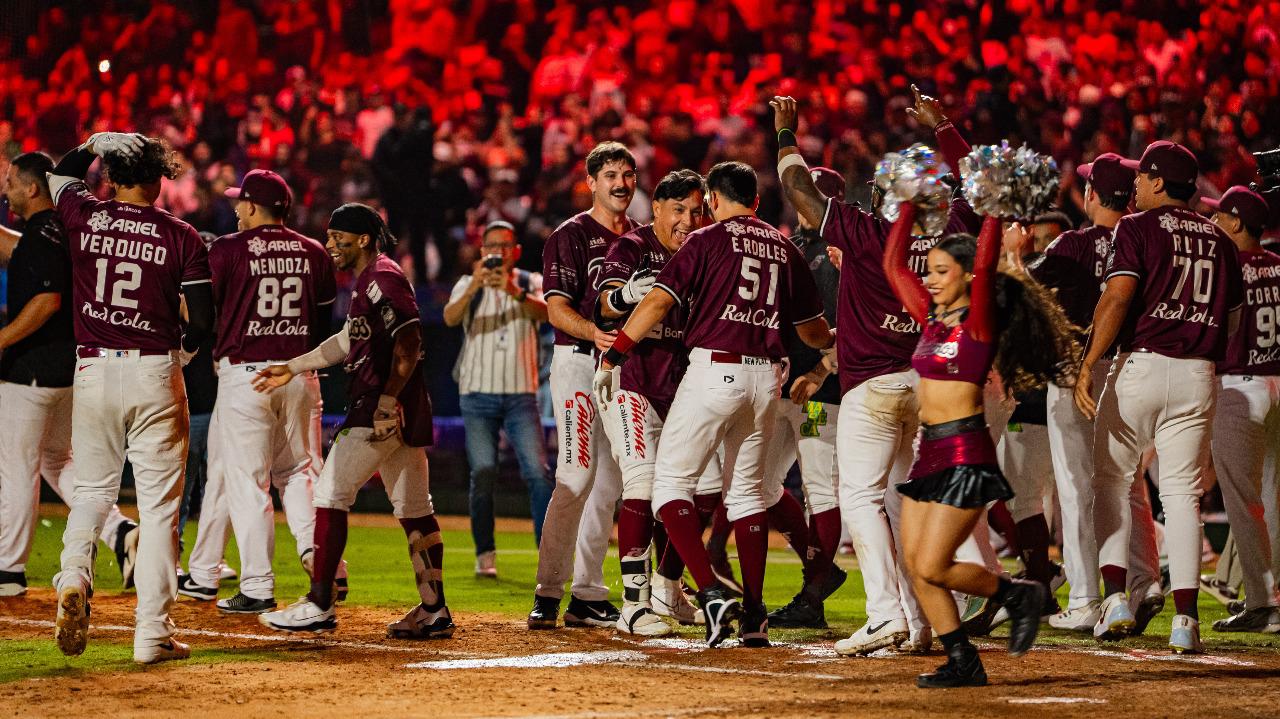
[784,229,841,406]
[2,210,76,386]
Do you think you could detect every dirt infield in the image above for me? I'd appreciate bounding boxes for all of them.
[3,591,1280,718]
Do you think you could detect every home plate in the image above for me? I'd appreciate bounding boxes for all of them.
[406,650,648,670]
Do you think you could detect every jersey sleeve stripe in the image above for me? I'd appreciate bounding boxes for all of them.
[181,278,213,286]
[653,282,682,306]
[543,289,574,300]
[818,197,835,237]
[47,175,83,205]
[318,298,336,306]
[1103,270,1139,281]
[389,317,421,336]
[791,310,825,326]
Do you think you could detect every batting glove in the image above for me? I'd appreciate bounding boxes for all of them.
[370,394,401,441]
[593,366,619,408]
[619,267,656,305]
[85,132,146,158]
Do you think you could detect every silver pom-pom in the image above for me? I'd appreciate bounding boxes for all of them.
[959,142,1060,219]
[873,144,951,236]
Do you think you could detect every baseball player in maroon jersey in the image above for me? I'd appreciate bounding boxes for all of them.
[596,161,834,647]
[593,169,719,635]
[1078,141,1244,653]
[772,92,983,655]
[47,133,214,663]
[1202,187,1280,633]
[253,204,452,640]
[192,169,341,614]
[0,152,139,598]
[528,142,637,630]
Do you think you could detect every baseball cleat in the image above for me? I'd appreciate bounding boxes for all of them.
[818,565,848,600]
[564,596,620,628]
[616,602,673,637]
[259,597,337,634]
[134,639,191,664]
[697,586,742,648]
[739,603,770,648]
[217,592,277,614]
[1227,599,1246,616]
[1049,601,1102,632]
[474,550,498,579]
[1168,614,1204,654]
[387,603,455,639]
[1094,592,1135,640]
[55,581,91,656]
[1130,587,1165,637]
[0,570,27,597]
[177,573,217,601]
[709,554,744,598]
[651,574,703,625]
[114,521,140,590]
[898,625,933,654]
[960,595,1001,637]
[767,592,826,629]
[834,618,909,656]
[1003,579,1048,657]
[917,643,987,688]
[1198,575,1239,605]
[1212,606,1280,634]
[526,594,560,630]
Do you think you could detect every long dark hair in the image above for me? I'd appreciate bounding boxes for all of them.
[935,233,1082,394]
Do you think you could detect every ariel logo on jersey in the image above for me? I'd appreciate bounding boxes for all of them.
[1159,213,1217,235]
[86,209,162,238]
[1244,265,1258,283]
[247,237,268,256]
[718,304,781,329]
[1095,236,1111,259]
[247,237,306,257]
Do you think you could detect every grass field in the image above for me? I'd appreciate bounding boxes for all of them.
[2,508,1279,717]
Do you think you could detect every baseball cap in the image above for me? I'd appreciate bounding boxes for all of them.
[1203,186,1270,233]
[810,166,846,200]
[225,169,293,211]
[1119,140,1198,185]
[1076,153,1136,205]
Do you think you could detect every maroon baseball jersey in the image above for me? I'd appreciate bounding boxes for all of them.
[821,197,980,393]
[1030,224,1112,330]
[1219,248,1280,376]
[542,211,637,346]
[209,225,336,362]
[343,253,433,447]
[1105,206,1243,361]
[55,182,209,351]
[655,215,823,359]
[597,225,687,416]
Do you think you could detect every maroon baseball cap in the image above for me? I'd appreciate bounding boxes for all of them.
[810,166,846,200]
[1203,186,1270,232]
[1119,140,1198,184]
[1076,153,1136,205]
[225,169,293,211]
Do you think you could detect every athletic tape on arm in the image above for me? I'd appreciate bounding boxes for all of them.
[287,321,351,374]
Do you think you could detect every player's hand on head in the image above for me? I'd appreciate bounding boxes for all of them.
[770,96,798,133]
[593,327,618,353]
[593,365,619,408]
[85,132,146,158]
[252,364,294,393]
[906,85,946,129]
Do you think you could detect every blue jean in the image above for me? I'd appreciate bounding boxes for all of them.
[177,412,211,554]
[460,392,552,554]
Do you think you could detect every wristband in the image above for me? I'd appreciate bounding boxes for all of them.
[603,347,630,366]
[777,152,808,178]
[934,118,953,134]
[612,330,637,355]
[777,128,798,149]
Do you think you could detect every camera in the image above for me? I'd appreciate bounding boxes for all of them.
[482,254,504,270]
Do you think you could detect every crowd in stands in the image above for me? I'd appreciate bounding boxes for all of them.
[1,0,1278,289]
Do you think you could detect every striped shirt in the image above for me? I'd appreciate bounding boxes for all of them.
[451,270,543,395]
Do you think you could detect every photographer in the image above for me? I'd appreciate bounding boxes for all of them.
[444,221,550,579]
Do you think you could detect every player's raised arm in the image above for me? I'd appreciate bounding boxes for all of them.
[253,321,352,393]
[771,96,827,229]
[907,85,971,175]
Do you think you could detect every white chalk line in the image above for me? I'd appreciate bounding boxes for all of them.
[468,707,733,719]
[406,649,845,680]
[0,617,487,657]
[1005,697,1108,705]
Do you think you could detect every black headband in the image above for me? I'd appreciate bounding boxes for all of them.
[328,203,383,236]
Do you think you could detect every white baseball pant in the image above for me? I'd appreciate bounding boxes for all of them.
[652,349,782,521]
[1094,351,1214,594]
[209,360,324,600]
[534,346,622,601]
[1211,374,1280,609]
[765,396,839,515]
[599,389,723,500]
[313,427,433,518]
[997,423,1055,523]
[0,382,129,573]
[55,352,188,653]
[1265,443,1280,581]
[836,371,921,626]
